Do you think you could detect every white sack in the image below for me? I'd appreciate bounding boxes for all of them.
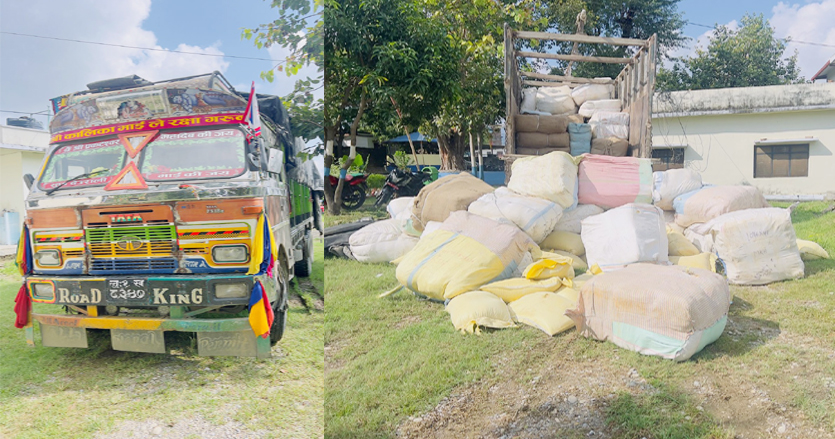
[507,151,578,209]
[552,204,604,234]
[468,187,563,244]
[589,111,629,139]
[581,203,668,269]
[578,99,622,118]
[349,219,419,263]
[570,83,614,106]
[387,197,415,220]
[536,86,577,115]
[652,169,702,211]
[420,221,443,240]
[520,88,537,113]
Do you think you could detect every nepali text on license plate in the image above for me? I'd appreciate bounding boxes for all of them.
[106,278,149,302]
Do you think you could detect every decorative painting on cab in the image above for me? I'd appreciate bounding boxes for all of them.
[38,138,125,190]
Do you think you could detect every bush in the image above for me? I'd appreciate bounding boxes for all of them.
[367,173,386,189]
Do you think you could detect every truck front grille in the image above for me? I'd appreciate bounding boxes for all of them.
[85,224,176,258]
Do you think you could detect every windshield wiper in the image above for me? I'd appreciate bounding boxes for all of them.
[44,168,108,196]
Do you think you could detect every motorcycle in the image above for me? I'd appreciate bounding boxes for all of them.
[374,167,435,208]
[326,173,368,211]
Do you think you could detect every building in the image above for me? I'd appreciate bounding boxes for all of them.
[651,82,835,198]
[0,123,48,244]
[813,54,835,82]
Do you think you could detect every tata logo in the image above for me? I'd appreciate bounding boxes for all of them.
[116,235,145,251]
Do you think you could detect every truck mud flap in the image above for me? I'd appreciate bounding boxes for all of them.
[111,329,166,354]
[197,331,270,358]
[40,324,88,348]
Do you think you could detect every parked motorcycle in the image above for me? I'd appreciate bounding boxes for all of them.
[374,167,435,207]
[327,173,368,211]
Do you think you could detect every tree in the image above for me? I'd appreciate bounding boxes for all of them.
[323,0,458,213]
[657,14,803,91]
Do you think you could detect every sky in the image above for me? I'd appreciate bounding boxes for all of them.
[0,0,323,172]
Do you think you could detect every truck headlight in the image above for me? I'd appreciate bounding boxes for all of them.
[32,283,55,300]
[215,282,249,299]
[212,245,248,263]
[35,250,61,267]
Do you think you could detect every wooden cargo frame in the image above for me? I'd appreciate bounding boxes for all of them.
[504,25,657,160]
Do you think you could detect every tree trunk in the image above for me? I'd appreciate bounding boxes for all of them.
[332,91,367,213]
[438,132,468,171]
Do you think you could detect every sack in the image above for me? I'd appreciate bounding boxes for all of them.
[705,208,804,285]
[581,203,668,269]
[468,187,563,244]
[446,291,515,334]
[589,111,629,139]
[797,239,830,260]
[567,264,730,361]
[578,99,621,118]
[540,231,585,256]
[652,169,702,211]
[508,151,579,209]
[514,114,570,134]
[387,197,415,220]
[396,211,539,300]
[578,154,653,209]
[552,204,604,234]
[516,146,571,156]
[570,83,613,106]
[522,253,575,280]
[673,185,768,228]
[509,289,579,336]
[536,86,577,115]
[481,276,566,302]
[670,253,717,272]
[683,223,715,254]
[520,88,537,113]
[590,137,628,156]
[571,272,595,290]
[547,250,588,271]
[349,219,419,263]
[667,225,700,256]
[411,173,494,232]
[420,221,443,239]
[568,123,592,156]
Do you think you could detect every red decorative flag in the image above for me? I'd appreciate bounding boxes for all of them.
[14,285,30,329]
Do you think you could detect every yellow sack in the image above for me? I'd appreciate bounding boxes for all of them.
[522,254,575,280]
[547,250,588,271]
[667,225,699,257]
[508,289,579,336]
[669,253,717,272]
[480,277,568,302]
[797,239,829,260]
[446,291,515,334]
[541,231,585,256]
[572,272,595,290]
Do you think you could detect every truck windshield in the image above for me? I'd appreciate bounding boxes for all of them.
[140,129,247,181]
[39,139,126,191]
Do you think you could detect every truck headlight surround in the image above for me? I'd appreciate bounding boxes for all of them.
[35,249,62,267]
[212,245,249,263]
[214,282,249,299]
[31,282,55,301]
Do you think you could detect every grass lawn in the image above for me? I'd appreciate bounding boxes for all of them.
[324,201,835,438]
[0,241,324,439]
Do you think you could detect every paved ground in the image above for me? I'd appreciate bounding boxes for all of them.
[0,245,16,258]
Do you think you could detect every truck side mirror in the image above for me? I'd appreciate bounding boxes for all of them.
[23,174,34,190]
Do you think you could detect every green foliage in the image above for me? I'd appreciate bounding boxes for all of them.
[329,154,367,176]
[657,14,803,91]
[366,173,386,189]
[392,150,412,170]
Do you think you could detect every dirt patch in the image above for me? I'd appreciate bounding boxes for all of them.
[395,315,422,329]
[94,414,271,439]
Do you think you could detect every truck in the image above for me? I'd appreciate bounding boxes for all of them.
[16,72,320,358]
[503,24,658,176]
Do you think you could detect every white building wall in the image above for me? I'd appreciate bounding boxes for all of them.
[652,108,835,197]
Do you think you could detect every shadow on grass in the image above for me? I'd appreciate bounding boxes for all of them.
[692,297,780,361]
[804,259,835,276]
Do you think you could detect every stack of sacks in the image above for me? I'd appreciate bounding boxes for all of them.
[590,137,629,157]
[570,83,613,106]
[552,204,604,234]
[410,173,494,232]
[581,203,668,270]
[395,211,540,301]
[589,111,629,139]
[386,197,415,220]
[536,86,577,115]
[567,264,730,362]
[349,218,418,263]
[568,123,592,156]
[673,185,769,228]
[468,187,563,244]
[578,154,653,209]
[578,99,621,118]
[514,114,572,155]
[507,151,579,209]
[539,230,586,269]
[688,208,805,285]
[652,169,702,211]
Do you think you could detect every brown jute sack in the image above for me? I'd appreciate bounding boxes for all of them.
[410,173,494,232]
[517,132,548,149]
[590,137,629,156]
[516,146,571,156]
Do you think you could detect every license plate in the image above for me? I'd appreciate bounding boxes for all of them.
[105,278,149,302]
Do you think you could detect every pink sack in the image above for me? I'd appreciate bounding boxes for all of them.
[578,154,653,209]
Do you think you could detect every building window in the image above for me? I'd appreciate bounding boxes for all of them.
[652,147,685,172]
[754,144,809,178]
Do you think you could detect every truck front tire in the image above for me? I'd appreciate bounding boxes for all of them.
[294,230,313,277]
